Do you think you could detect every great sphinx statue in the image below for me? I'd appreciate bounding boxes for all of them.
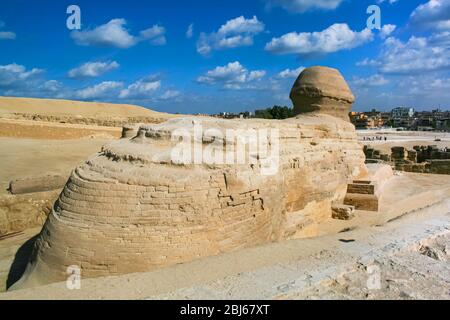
[12,66,367,289]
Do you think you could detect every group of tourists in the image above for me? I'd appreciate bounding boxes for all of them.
[362,136,388,141]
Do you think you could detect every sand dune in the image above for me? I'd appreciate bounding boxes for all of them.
[0,96,174,118]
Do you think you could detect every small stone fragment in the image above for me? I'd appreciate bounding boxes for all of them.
[332,204,356,220]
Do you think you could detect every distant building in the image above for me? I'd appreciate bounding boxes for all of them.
[391,107,415,128]
[436,118,450,131]
[392,107,414,119]
[349,110,384,129]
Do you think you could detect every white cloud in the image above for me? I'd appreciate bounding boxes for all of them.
[41,80,63,92]
[68,61,119,79]
[217,16,265,35]
[71,19,136,48]
[197,61,266,89]
[217,35,253,48]
[356,58,379,67]
[119,78,161,99]
[265,23,373,56]
[248,70,267,81]
[197,16,265,55]
[410,0,450,31]
[429,30,450,46]
[197,62,246,84]
[352,74,390,87]
[355,74,450,109]
[265,0,343,13]
[186,23,194,39]
[0,31,16,40]
[426,77,450,89]
[71,19,167,48]
[397,75,450,95]
[196,36,211,55]
[139,25,166,46]
[76,81,123,100]
[0,21,16,40]
[0,64,73,98]
[277,66,305,78]
[0,61,172,103]
[377,0,399,4]
[366,35,450,74]
[160,90,181,100]
[380,24,396,39]
[0,63,43,89]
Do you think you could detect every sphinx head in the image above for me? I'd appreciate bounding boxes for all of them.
[290,66,355,121]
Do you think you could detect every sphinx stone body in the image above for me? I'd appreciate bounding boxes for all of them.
[13,67,367,289]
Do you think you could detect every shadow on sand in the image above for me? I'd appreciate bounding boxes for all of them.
[6,235,38,290]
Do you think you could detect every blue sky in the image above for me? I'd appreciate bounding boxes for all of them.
[0,0,449,113]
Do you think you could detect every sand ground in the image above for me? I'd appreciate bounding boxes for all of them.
[357,129,450,153]
[0,96,173,118]
[0,137,110,195]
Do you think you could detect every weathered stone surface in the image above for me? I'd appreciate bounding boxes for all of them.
[332,204,355,220]
[0,191,58,236]
[391,147,406,161]
[121,124,140,139]
[366,145,450,175]
[290,66,355,121]
[343,164,393,212]
[380,154,391,162]
[429,160,450,174]
[13,66,368,290]
[347,182,376,195]
[344,193,379,211]
[9,175,68,195]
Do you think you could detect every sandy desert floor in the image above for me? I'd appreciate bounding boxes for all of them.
[357,129,450,153]
[0,137,110,195]
[0,97,174,119]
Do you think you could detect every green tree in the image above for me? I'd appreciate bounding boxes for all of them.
[254,106,294,120]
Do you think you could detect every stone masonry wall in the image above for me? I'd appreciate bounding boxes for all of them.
[364,145,450,175]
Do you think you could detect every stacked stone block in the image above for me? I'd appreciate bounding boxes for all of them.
[344,180,379,211]
[364,144,450,175]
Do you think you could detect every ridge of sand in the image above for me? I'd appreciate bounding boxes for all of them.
[0,96,175,119]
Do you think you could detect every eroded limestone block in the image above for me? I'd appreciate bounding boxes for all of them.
[344,193,379,211]
[332,204,355,220]
[391,147,406,161]
[0,191,57,235]
[347,182,376,195]
[343,164,393,212]
[429,160,450,174]
[121,124,140,139]
[9,175,68,195]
